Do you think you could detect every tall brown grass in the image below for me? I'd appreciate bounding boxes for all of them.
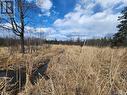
[0,45,127,95]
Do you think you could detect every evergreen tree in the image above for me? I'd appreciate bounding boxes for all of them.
[112,7,127,46]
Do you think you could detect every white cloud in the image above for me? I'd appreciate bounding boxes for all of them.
[24,26,56,38]
[96,0,127,8]
[36,0,52,10]
[25,26,50,33]
[27,0,53,16]
[52,0,127,40]
[36,0,52,16]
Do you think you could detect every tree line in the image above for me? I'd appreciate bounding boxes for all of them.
[0,36,113,47]
[0,2,127,52]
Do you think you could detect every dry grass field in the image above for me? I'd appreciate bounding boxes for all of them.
[0,45,127,95]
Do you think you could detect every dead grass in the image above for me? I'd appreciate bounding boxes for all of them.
[0,45,127,95]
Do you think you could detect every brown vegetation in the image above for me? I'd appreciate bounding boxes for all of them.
[0,45,127,95]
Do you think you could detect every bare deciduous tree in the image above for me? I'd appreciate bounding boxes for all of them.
[0,0,34,53]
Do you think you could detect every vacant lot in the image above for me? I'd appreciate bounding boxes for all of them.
[0,45,127,95]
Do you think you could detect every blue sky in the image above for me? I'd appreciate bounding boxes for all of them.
[1,0,127,40]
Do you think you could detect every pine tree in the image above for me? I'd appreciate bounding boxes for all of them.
[112,7,127,46]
